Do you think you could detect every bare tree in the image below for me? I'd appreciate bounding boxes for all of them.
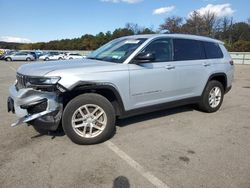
[203,11,217,36]
[125,23,141,34]
[219,17,233,44]
[159,16,183,33]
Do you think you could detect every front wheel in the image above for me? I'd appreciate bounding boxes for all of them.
[62,93,116,145]
[5,57,12,61]
[198,80,224,113]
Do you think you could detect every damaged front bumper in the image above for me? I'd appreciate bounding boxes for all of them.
[7,84,63,131]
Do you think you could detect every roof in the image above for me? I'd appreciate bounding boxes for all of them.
[123,34,224,44]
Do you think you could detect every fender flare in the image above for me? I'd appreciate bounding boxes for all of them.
[202,72,227,94]
[69,81,126,116]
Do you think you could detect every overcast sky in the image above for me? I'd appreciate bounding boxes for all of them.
[0,0,249,43]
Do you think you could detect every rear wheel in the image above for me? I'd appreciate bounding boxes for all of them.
[26,57,31,61]
[198,80,224,113]
[62,93,116,145]
[45,57,49,61]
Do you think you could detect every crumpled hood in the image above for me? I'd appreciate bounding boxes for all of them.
[17,59,116,76]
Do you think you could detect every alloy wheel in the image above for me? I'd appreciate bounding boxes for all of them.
[208,86,222,108]
[71,104,107,138]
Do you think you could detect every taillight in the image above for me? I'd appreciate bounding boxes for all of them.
[229,60,234,65]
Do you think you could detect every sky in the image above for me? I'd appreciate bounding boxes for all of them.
[0,0,249,43]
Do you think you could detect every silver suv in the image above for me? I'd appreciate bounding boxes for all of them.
[7,34,234,144]
[5,51,35,61]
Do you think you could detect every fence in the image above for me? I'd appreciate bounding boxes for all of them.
[229,52,250,65]
[1,48,250,64]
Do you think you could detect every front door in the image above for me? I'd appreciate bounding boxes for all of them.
[129,38,180,109]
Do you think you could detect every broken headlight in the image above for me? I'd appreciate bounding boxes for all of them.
[26,76,61,86]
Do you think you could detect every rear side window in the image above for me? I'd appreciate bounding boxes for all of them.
[203,42,223,59]
[173,39,206,61]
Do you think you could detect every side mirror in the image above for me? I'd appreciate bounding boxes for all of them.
[133,52,155,64]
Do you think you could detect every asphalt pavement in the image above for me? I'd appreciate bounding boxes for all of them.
[0,61,250,188]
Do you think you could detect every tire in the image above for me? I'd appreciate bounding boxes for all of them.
[198,80,224,113]
[58,57,63,60]
[5,57,12,61]
[45,57,49,61]
[26,57,31,61]
[62,93,116,145]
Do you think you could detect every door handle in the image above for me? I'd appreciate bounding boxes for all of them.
[165,65,175,70]
[203,62,211,67]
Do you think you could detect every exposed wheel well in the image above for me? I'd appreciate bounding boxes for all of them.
[208,74,227,91]
[62,86,124,116]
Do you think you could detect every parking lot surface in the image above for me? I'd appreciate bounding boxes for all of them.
[0,61,250,188]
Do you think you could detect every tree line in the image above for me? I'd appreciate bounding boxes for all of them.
[159,12,250,52]
[1,12,250,52]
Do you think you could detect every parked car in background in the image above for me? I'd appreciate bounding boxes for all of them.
[5,51,35,61]
[29,52,38,60]
[0,49,5,56]
[64,53,85,60]
[0,50,17,60]
[28,51,44,60]
[35,51,44,58]
[39,52,64,61]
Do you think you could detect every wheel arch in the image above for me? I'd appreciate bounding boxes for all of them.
[5,56,12,61]
[62,82,125,116]
[205,73,227,92]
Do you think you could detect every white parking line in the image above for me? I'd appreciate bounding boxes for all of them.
[106,141,170,188]
[5,63,16,72]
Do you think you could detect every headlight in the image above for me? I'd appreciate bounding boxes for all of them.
[26,76,61,86]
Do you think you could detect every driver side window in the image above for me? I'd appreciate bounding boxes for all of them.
[142,38,173,62]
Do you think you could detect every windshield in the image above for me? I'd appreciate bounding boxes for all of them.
[87,38,147,63]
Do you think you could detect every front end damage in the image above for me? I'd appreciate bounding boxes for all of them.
[8,84,63,131]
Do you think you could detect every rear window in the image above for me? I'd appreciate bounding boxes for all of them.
[173,39,206,61]
[203,42,223,59]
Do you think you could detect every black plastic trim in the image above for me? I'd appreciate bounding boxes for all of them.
[225,86,232,94]
[206,72,228,91]
[70,82,203,118]
[119,96,201,119]
[20,98,47,109]
[71,82,125,115]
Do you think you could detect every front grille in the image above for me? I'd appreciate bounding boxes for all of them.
[16,73,27,89]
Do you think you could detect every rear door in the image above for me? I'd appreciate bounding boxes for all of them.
[171,38,210,97]
[14,52,27,60]
[20,52,28,60]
